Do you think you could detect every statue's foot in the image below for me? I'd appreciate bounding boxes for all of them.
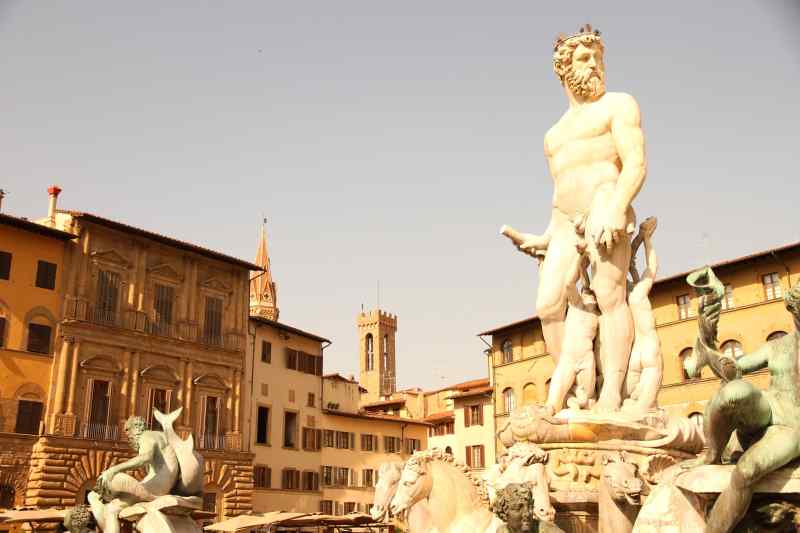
[592,394,621,413]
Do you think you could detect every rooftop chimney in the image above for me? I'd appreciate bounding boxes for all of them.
[0,189,5,213]
[47,185,62,225]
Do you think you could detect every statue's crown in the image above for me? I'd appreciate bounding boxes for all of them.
[553,23,602,51]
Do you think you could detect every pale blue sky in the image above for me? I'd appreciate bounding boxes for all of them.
[2,1,798,390]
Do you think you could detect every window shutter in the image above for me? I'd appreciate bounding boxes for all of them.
[479,445,485,468]
[465,446,472,467]
[349,432,355,450]
[464,406,470,427]
[477,406,484,426]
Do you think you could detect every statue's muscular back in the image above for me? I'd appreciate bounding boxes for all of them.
[544,92,636,219]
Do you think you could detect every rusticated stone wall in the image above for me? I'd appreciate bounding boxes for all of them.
[24,436,253,518]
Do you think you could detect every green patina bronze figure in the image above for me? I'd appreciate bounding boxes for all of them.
[682,266,800,533]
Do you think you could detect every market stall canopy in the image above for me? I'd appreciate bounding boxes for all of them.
[205,511,378,532]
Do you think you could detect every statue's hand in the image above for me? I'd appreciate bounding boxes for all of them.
[96,468,116,495]
[517,233,550,258]
[595,208,628,251]
[698,296,722,345]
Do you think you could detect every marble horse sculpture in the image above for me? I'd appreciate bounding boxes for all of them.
[371,461,435,533]
[389,449,502,533]
[63,407,204,533]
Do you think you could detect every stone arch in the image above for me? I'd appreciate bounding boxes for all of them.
[14,382,46,401]
[193,373,229,391]
[0,468,27,508]
[767,330,788,342]
[140,365,180,385]
[63,449,127,500]
[522,383,537,405]
[22,306,57,327]
[80,355,122,374]
[204,459,237,518]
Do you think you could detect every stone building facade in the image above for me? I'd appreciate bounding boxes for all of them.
[15,192,259,520]
[480,240,800,456]
[0,208,76,512]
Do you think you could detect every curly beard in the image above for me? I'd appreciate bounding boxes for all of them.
[566,65,605,100]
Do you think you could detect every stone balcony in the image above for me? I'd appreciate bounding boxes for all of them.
[63,297,244,352]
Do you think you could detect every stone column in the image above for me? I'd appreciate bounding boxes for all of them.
[120,350,132,419]
[129,352,140,416]
[136,247,147,312]
[184,361,194,428]
[65,340,81,415]
[233,369,241,433]
[52,337,73,420]
[77,230,91,299]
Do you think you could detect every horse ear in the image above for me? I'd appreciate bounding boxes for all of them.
[601,454,611,466]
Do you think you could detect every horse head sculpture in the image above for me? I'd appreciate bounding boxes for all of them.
[372,462,404,521]
[389,455,433,517]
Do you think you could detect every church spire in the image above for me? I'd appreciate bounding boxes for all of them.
[250,218,279,320]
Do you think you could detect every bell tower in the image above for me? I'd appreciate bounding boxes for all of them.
[357,309,397,404]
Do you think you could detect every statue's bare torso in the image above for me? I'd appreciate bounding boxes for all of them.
[545,92,633,221]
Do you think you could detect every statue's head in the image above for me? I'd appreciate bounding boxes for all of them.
[492,483,534,533]
[785,282,800,320]
[553,24,606,101]
[62,505,95,533]
[124,415,147,450]
[389,455,431,516]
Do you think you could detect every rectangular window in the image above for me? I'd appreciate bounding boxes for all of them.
[404,438,421,455]
[721,283,735,310]
[256,406,270,445]
[14,400,43,435]
[320,500,333,515]
[203,296,223,345]
[203,396,220,439]
[153,284,175,333]
[281,468,300,490]
[254,465,271,489]
[0,317,5,348]
[343,502,357,514]
[469,405,483,426]
[283,411,298,448]
[26,324,52,354]
[261,341,271,363]
[676,294,692,320]
[203,493,217,514]
[88,380,111,426]
[361,434,376,451]
[763,272,783,300]
[334,467,349,486]
[0,251,11,280]
[147,388,169,429]
[307,393,315,407]
[323,429,335,448]
[302,471,320,491]
[322,465,333,486]
[35,260,57,290]
[260,383,269,396]
[285,348,298,370]
[302,428,321,451]
[362,468,375,487]
[466,445,485,468]
[383,436,401,453]
[95,269,120,325]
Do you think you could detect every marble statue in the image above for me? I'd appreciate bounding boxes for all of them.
[598,452,643,533]
[678,267,800,533]
[371,461,435,533]
[64,407,204,533]
[389,448,502,533]
[502,23,646,412]
[621,217,663,414]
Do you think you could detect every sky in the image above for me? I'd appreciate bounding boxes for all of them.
[1,1,798,391]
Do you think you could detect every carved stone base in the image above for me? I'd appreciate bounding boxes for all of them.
[537,443,694,533]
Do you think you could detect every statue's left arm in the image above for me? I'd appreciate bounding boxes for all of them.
[599,94,646,249]
[97,437,156,492]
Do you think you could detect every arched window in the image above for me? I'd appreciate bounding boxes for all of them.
[679,348,694,381]
[365,334,374,371]
[720,340,743,359]
[382,334,390,373]
[502,388,516,414]
[501,339,513,364]
[688,412,704,430]
[522,383,536,405]
[767,331,788,342]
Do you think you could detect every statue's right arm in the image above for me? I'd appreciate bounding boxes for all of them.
[735,342,771,374]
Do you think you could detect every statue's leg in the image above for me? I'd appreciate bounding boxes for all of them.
[588,237,633,411]
[536,228,580,365]
[546,305,588,412]
[706,425,800,533]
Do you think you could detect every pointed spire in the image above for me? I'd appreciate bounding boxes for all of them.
[250,218,279,320]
